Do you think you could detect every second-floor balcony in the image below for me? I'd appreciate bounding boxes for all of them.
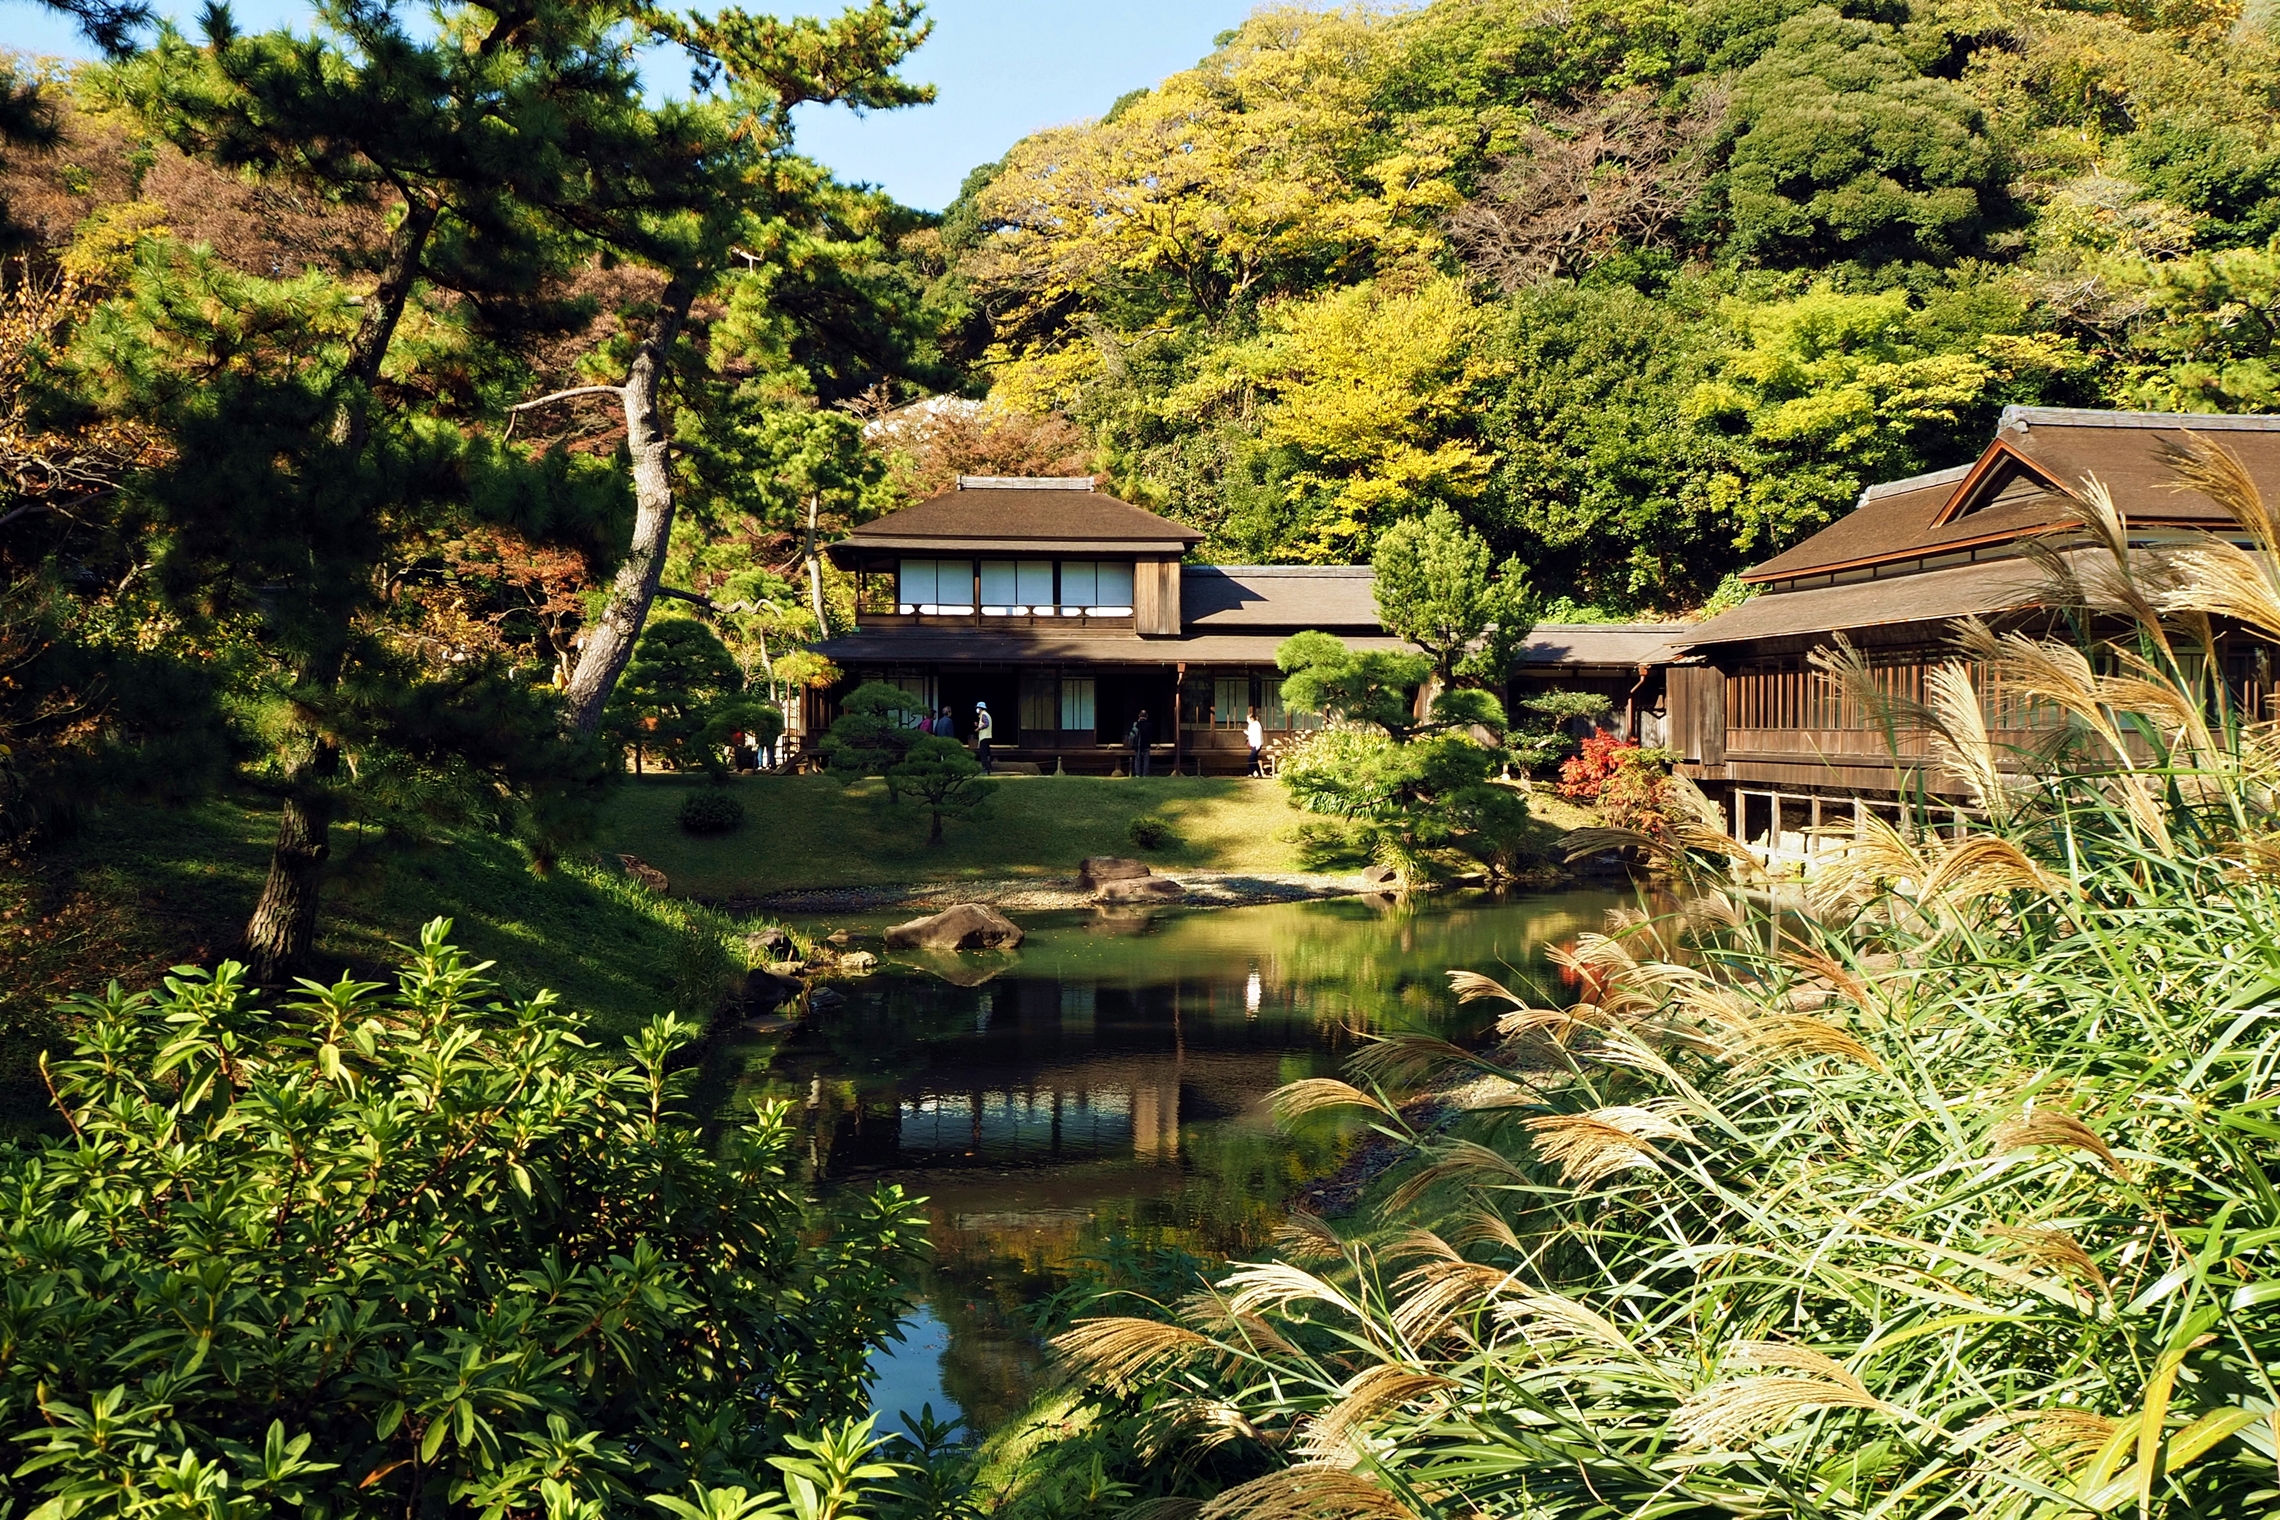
[854,606,1138,632]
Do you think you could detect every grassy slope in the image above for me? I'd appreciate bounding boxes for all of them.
[594,774,1333,897]
[2,793,745,1119]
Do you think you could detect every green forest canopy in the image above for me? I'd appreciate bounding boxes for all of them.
[927,0,2280,610]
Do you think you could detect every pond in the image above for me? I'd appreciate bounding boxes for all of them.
[698,887,1626,1439]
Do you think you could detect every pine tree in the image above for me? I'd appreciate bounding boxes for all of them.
[92,0,674,976]
[528,1,935,734]
[90,0,927,977]
[601,616,745,773]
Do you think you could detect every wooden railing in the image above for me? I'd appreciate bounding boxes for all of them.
[852,611,1136,632]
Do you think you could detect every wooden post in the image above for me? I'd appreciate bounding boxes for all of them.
[1810,794,1823,855]
[1173,662,1186,775]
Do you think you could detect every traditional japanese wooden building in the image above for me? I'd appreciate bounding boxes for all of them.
[1666,406,2280,859]
[810,476,1408,773]
[1510,625,1688,745]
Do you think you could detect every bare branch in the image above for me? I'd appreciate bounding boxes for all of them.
[504,384,628,437]
[1450,87,1726,290]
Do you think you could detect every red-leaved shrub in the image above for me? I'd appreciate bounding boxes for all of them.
[1558,732,1634,800]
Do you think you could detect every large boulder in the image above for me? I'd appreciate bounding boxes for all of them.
[883,903,1026,951]
[747,926,794,961]
[1079,856,1153,888]
[1361,864,1400,887]
[1096,875,1185,904]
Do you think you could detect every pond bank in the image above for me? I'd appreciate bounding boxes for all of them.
[727,868,1374,914]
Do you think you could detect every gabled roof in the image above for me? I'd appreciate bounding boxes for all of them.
[1742,466,1972,585]
[829,478,1203,562]
[1515,625,1689,669]
[1180,566,1379,629]
[1743,408,2280,586]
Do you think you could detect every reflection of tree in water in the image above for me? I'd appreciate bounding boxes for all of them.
[691,889,1630,1435]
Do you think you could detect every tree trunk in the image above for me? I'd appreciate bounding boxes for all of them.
[563,275,697,734]
[928,808,943,846]
[242,198,437,980]
[331,195,440,447]
[1412,670,1445,727]
[804,494,829,637]
[242,735,339,983]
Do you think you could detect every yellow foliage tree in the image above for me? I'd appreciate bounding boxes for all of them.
[1168,273,1499,560]
[971,8,1458,410]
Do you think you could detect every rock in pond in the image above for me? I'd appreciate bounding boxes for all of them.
[1096,875,1185,904]
[1361,864,1400,886]
[747,926,794,960]
[1078,856,1153,888]
[838,950,879,972]
[882,903,1026,951]
[743,967,804,1011]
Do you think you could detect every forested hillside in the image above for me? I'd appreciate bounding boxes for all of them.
[9,0,2280,973]
[930,0,2280,609]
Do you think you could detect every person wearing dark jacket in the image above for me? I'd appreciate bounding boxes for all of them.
[1129,708,1155,775]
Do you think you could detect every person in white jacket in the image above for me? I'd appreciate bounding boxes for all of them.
[1245,706,1265,776]
[974,701,994,772]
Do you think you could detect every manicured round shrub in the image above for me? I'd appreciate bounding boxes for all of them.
[1127,813,1178,850]
[679,788,746,835]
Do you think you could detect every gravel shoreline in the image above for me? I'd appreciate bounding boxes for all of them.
[725,869,1378,915]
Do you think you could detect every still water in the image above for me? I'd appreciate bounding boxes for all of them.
[700,888,1623,1437]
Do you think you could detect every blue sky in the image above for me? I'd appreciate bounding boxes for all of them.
[5,0,1263,210]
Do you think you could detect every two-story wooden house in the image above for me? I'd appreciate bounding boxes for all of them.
[1667,406,2280,857]
[810,476,1407,772]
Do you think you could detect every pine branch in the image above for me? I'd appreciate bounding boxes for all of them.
[504,385,630,437]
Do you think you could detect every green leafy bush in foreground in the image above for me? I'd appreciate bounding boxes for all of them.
[0,922,928,1520]
[1018,452,2280,1517]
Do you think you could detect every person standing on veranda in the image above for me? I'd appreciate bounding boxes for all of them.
[1130,708,1154,776]
[974,701,995,773]
[1244,706,1265,777]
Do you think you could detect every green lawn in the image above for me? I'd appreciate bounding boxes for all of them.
[594,774,1326,897]
[3,794,747,1124]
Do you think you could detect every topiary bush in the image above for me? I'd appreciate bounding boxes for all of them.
[678,787,746,835]
[1127,813,1179,850]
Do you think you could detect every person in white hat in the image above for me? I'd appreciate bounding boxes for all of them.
[974,700,994,773]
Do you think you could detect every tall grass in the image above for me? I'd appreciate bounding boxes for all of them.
[1049,440,2280,1518]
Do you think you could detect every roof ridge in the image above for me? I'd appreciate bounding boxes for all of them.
[1998,404,2280,432]
[1860,462,1975,501]
[1185,564,1374,576]
[954,475,1096,490]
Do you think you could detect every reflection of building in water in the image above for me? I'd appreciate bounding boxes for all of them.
[897,1089,1129,1158]
[760,967,1376,1182]
[886,1074,1183,1165]
[1131,1080,1178,1160]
